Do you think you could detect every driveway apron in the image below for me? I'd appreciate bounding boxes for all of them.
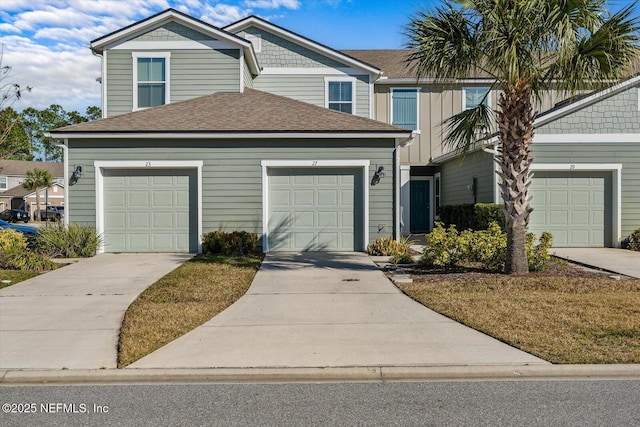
[0,253,191,370]
[131,253,547,369]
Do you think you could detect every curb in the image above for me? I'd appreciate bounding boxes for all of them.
[2,364,640,384]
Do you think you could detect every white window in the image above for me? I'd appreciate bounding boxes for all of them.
[0,176,7,192]
[325,77,356,114]
[434,172,441,218]
[463,87,490,110]
[246,33,262,53]
[132,52,170,110]
[391,88,419,131]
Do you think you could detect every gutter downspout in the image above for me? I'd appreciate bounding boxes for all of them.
[394,131,417,240]
[54,140,69,226]
[481,142,501,204]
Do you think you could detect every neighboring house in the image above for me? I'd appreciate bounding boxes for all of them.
[51,9,412,254]
[50,8,636,252]
[0,160,64,214]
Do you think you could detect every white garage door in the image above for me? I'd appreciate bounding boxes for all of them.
[268,168,362,251]
[103,169,196,252]
[529,171,610,247]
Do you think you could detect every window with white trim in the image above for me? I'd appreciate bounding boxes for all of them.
[246,33,262,53]
[392,88,419,131]
[133,52,170,110]
[434,172,441,218]
[325,78,355,114]
[0,176,6,192]
[463,87,490,110]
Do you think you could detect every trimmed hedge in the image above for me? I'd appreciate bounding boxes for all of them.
[202,231,259,256]
[439,203,505,231]
[622,227,640,251]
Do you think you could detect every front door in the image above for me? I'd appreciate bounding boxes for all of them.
[410,180,430,233]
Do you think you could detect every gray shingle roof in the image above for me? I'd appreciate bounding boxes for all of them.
[52,89,410,135]
[0,160,63,178]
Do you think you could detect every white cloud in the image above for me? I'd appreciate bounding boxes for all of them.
[244,0,300,9]
[200,4,252,27]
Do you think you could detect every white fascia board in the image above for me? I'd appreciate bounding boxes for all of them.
[534,133,640,143]
[375,78,496,85]
[111,40,240,50]
[51,132,412,140]
[260,67,363,75]
[224,17,380,76]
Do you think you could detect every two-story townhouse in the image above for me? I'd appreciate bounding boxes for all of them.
[51,9,412,254]
[0,160,65,214]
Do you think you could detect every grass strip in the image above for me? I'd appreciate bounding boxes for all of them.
[0,270,40,288]
[397,276,640,364]
[118,255,262,367]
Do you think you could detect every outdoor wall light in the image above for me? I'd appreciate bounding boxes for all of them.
[371,165,385,186]
[69,165,82,186]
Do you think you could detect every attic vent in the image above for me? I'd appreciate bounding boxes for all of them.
[246,33,262,53]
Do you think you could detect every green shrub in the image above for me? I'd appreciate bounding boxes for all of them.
[439,203,505,231]
[36,223,102,258]
[422,222,553,272]
[201,230,259,256]
[622,228,640,251]
[0,229,28,253]
[1,250,57,271]
[366,236,412,256]
[527,231,553,272]
[422,223,470,268]
[390,252,414,264]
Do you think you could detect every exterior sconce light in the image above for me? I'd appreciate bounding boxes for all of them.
[70,165,82,186]
[371,165,385,186]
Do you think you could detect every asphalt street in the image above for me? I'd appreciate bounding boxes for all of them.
[1,380,639,426]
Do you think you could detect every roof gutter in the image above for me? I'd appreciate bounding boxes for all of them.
[48,131,413,140]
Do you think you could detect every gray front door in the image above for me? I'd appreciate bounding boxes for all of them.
[268,168,362,251]
[103,169,196,252]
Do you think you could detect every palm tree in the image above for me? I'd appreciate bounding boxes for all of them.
[22,167,53,221]
[406,0,640,274]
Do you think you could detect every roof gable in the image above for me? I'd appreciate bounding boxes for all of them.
[90,8,260,74]
[225,16,380,75]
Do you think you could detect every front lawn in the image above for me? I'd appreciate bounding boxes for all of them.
[395,260,640,364]
[0,270,40,288]
[118,255,262,367]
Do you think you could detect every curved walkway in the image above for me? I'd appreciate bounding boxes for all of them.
[0,253,192,370]
[131,253,547,369]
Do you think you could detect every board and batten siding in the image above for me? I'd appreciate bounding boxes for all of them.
[105,49,241,117]
[253,74,371,118]
[66,139,396,248]
[530,142,640,240]
[440,150,495,206]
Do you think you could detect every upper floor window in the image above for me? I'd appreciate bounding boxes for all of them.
[246,33,262,53]
[325,78,355,114]
[392,88,419,131]
[0,176,7,192]
[463,87,490,110]
[133,52,170,110]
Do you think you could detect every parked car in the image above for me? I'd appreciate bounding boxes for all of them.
[0,209,30,223]
[39,206,64,222]
[0,219,38,236]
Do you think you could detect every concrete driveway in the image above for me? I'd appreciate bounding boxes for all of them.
[131,252,547,369]
[0,253,191,370]
[551,247,640,278]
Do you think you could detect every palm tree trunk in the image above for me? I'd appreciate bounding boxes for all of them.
[496,82,535,274]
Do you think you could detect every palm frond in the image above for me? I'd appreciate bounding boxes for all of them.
[442,101,494,156]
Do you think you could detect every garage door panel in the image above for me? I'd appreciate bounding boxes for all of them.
[104,169,195,253]
[268,168,361,251]
[529,171,610,247]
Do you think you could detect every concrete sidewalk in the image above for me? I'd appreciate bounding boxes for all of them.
[131,252,546,369]
[551,248,640,279]
[0,253,191,370]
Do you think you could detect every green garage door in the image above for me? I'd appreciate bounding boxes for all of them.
[268,168,363,251]
[529,171,611,247]
[103,169,196,252]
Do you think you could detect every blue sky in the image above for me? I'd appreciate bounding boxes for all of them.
[0,0,428,113]
[0,0,634,114]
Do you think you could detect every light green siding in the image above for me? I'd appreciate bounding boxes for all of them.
[537,85,640,134]
[244,27,345,68]
[133,22,216,42]
[242,60,253,89]
[440,151,495,206]
[67,139,395,250]
[531,142,640,241]
[105,49,241,117]
[253,74,371,118]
